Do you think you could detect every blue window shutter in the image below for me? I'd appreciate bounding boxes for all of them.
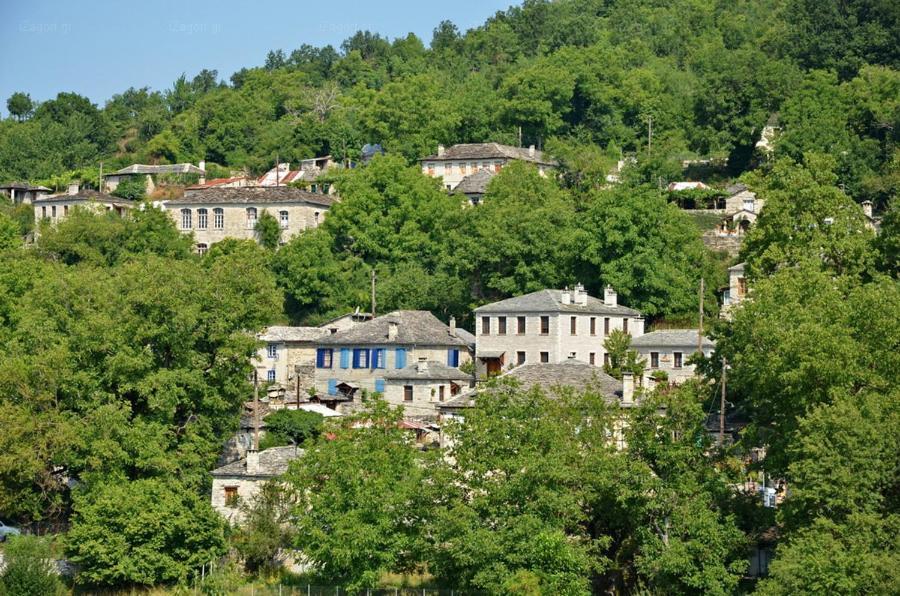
[327,378,337,395]
[379,348,386,369]
[453,349,460,367]
[375,379,385,393]
[316,349,324,368]
[352,349,360,368]
[340,348,350,369]
[395,348,407,369]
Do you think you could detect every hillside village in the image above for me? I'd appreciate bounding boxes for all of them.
[0,0,898,594]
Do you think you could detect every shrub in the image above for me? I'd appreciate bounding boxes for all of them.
[0,535,64,596]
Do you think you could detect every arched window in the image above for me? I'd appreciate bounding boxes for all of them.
[213,208,224,229]
[197,243,208,255]
[279,210,289,228]
[197,208,208,230]
[313,211,320,226]
[246,207,257,229]
[181,208,192,229]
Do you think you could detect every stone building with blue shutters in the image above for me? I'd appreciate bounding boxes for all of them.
[312,310,473,411]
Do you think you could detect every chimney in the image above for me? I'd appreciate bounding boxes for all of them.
[561,287,572,305]
[417,357,428,373]
[449,316,456,335]
[67,182,79,195]
[573,283,587,305]
[198,160,206,185]
[246,449,259,475]
[388,321,399,341]
[528,144,535,157]
[622,372,634,406]
[862,200,873,219]
[604,286,618,307]
[437,144,445,157]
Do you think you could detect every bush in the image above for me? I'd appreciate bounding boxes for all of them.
[255,211,281,250]
[110,175,147,201]
[259,409,324,449]
[0,535,64,596]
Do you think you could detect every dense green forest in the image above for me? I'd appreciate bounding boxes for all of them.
[0,0,899,593]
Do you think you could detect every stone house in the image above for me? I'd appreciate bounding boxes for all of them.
[210,446,302,524]
[103,162,206,194]
[185,176,252,191]
[721,262,748,318]
[255,326,329,399]
[0,182,50,205]
[420,143,557,191]
[382,359,473,417]
[473,284,644,377]
[313,310,472,408]
[318,311,374,335]
[631,329,715,385]
[257,156,338,194]
[33,188,136,229]
[453,168,495,205]
[163,186,335,253]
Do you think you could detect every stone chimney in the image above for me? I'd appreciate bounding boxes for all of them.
[622,372,634,406]
[437,144,446,157]
[417,357,428,373]
[561,287,572,305]
[67,182,79,195]
[604,286,618,308]
[528,144,535,157]
[449,316,456,336]
[198,160,206,185]
[246,449,259,475]
[388,321,399,341]
[862,200,873,219]
[573,283,588,305]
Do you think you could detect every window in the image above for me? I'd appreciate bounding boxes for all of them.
[498,316,507,335]
[540,316,550,335]
[540,352,549,363]
[650,352,659,368]
[439,385,445,401]
[589,352,596,365]
[213,208,224,229]
[404,385,413,402]
[447,349,460,367]
[482,316,490,335]
[674,352,683,368]
[246,207,257,229]
[395,348,407,369]
[738,277,748,298]
[267,344,278,359]
[51,205,56,218]
[224,486,239,508]
[181,208,192,229]
[604,317,610,335]
[316,348,333,368]
[375,379,385,393]
[197,208,208,229]
[570,316,577,335]
[444,163,453,175]
[197,243,208,255]
[267,369,276,382]
[623,318,629,334]
[590,317,596,335]
[517,351,525,365]
[340,348,351,369]
[493,161,502,173]
[372,348,386,369]
[517,316,526,334]
[352,348,369,369]
[604,353,610,367]
[41,206,47,218]
[314,211,320,225]
[63,205,69,216]
[427,163,435,176]
[279,210,289,229]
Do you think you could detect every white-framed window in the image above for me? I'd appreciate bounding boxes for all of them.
[197,208,208,229]
[674,352,683,368]
[51,205,57,218]
[246,207,257,229]
[197,243,208,255]
[313,211,320,225]
[213,208,224,229]
[267,369,276,382]
[181,208,192,229]
[267,344,278,359]
[279,210,289,229]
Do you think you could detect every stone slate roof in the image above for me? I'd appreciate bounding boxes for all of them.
[112,163,205,175]
[0,182,50,191]
[422,143,558,166]
[454,169,495,194]
[259,326,328,343]
[440,359,623,410]
[33,190,134,205]
[630,329,715,349]
[318,310,470,347]
[383,361,472,381]
[725,183,749,195]
[454,328,476,348]
[474,289,641,316]
[210,445,303,477]
[728,262,745,273]
[165,186,336,207]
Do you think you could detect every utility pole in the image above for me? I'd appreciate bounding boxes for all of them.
[253,370,260,451]
[719,356,727,447]
[698,278,705,355]
[517,126,522,148]
[370,269,376,317]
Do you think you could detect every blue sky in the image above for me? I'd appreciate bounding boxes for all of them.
[0,0,513,114]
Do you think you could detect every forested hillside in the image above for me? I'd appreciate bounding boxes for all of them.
[0,0,899,593]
